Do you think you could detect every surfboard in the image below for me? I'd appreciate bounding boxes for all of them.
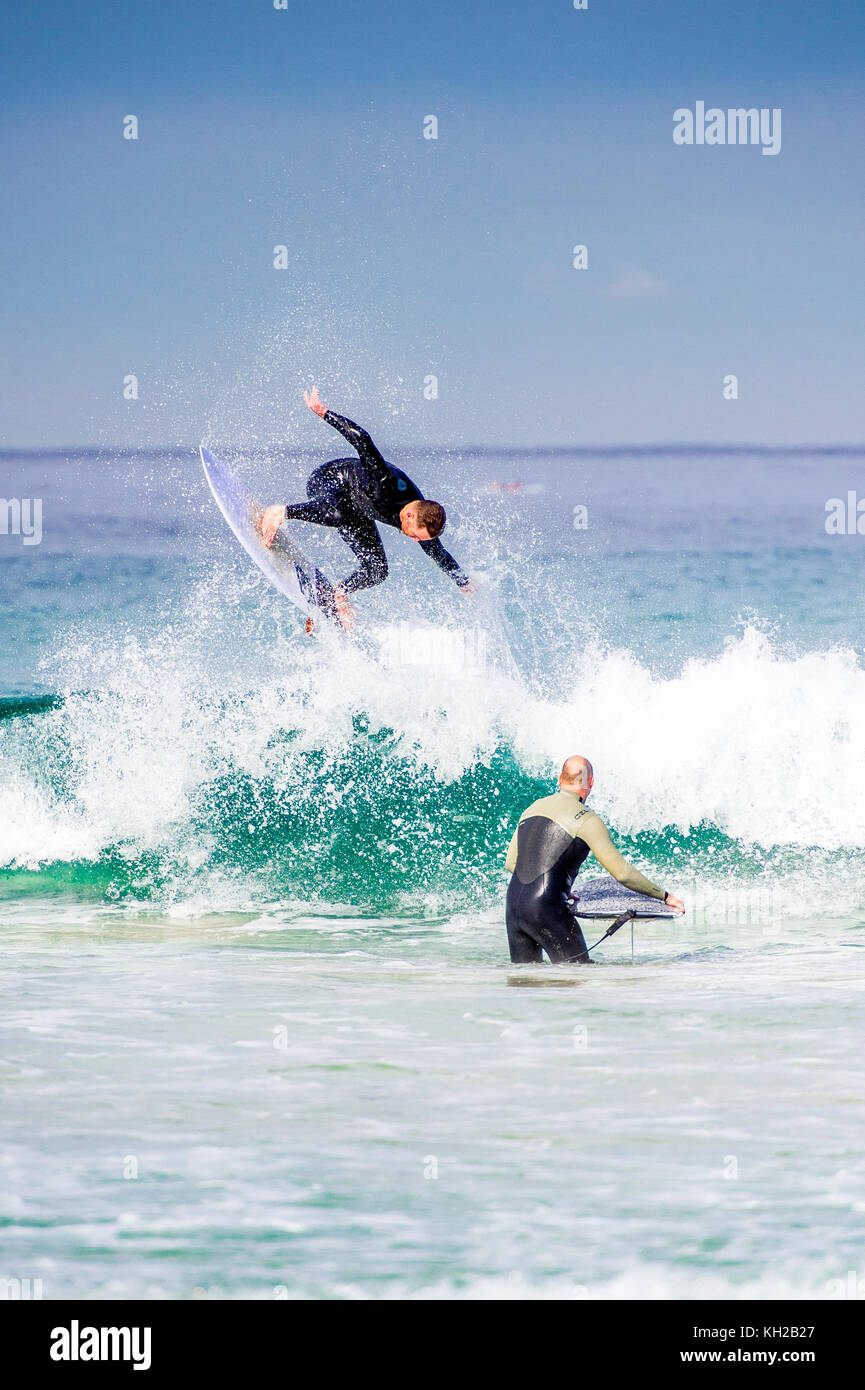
[568,876,675,920]
[200,446,338,626]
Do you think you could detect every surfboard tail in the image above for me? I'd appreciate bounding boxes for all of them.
[272,530,339,622]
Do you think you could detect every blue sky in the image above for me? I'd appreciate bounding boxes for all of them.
[2,0,863,447]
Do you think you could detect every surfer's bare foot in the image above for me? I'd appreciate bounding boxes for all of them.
[304,385,327,418]
[333,585,355,630]
[260,504,286,547]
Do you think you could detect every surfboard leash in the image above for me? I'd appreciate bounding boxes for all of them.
[583,909,638,958]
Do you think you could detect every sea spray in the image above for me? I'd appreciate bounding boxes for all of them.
[2,594,865,919]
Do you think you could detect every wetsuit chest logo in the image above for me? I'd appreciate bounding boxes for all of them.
[397,479,407,491]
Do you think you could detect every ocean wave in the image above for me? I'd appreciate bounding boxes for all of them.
[2,598,864,915]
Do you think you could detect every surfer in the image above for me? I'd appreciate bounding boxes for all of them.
[505,755,685,964]
[260,387,475,628]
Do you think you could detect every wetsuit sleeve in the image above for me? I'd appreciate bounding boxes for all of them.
[505,826,519,874]
[579,813,666,898]
[419,537,470,587]
[322,410,387,472]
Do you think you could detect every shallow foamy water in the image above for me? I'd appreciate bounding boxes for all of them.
[2,902,864,1299]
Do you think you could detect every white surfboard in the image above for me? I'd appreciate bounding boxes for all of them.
[200,446,338,625]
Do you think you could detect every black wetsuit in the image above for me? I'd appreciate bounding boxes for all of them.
[283,410,469,596]
[506,815,592,965]
[505,791,667,964]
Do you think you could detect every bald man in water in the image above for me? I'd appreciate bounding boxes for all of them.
[504,756,685,964]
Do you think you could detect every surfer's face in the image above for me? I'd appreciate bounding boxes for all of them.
[399,505,432,542]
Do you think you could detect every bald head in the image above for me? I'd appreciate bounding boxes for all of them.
[559,755,594,799]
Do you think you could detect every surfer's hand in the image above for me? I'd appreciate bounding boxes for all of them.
[304,386,327,418]
[333,584,355,631]
[458,580,477,596]
[664,893,685,914]
[260,505,286,547]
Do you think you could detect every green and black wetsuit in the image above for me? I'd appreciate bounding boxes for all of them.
[283,410,469,595]
[504,791,667,964]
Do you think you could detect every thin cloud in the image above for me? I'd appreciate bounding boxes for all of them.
[605,265,671,301]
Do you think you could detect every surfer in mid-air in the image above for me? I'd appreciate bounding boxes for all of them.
[260,387,475,628]
[505,755,685,964]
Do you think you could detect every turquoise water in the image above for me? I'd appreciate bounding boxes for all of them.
[2,446,865,1298]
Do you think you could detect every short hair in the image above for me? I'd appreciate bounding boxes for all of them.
[416,500,446,538]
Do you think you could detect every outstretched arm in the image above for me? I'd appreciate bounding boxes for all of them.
[305,386,385,472]
[419,536,474,591]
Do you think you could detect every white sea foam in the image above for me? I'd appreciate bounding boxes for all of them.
[2,587,865,916]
